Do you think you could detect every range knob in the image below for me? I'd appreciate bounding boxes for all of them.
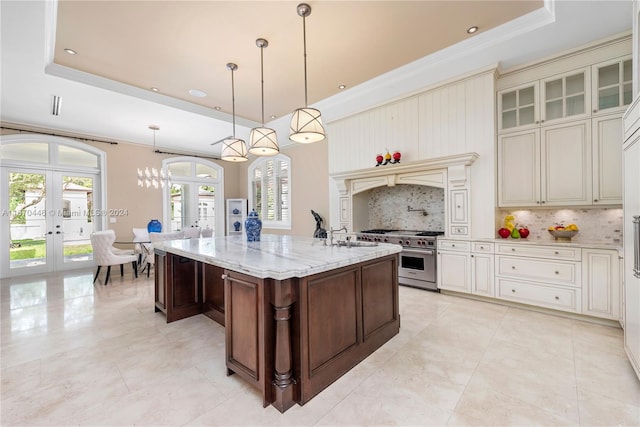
[404,240,411,245]
[383,238,389,243]
[398,239,403,245]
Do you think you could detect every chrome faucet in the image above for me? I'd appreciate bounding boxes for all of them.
[327,226,348,246]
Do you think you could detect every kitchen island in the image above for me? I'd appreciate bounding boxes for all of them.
[153,234,402,413]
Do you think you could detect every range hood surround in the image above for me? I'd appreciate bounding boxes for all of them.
[331,153,479,237]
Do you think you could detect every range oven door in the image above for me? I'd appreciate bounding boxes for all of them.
[398,248,436,289]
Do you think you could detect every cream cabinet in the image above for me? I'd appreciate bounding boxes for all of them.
[495,243,582,314]
[498,69,589,132]
[592,115,623,204]
[592,56,632,115]
[470,242,494,297]
[437,240,471,293]
[498,119,592,207]
[581,248,621,320]
[226,199,246,236]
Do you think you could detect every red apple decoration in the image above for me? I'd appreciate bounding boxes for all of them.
[518,227,530,238]
[498,228,511,238]
[392,151,401,163]
[375,154,384,166]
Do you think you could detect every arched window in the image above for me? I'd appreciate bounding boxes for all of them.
[162,157,224,236]
[248,154,291,229]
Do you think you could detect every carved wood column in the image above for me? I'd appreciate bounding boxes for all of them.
[271,278,295,412]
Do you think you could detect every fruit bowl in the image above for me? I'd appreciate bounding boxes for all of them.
[548,229,579,241]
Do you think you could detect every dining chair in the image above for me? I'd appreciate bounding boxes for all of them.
[132,227,152,267]
[182,227,201,239]
[145,231,184,277]
[90,230,138,284]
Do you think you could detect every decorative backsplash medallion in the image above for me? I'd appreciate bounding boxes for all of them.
[368,184,445,231]
[496,208,623,245]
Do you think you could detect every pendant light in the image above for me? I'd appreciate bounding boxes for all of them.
[248,38,279,156]
[289,3,326,144]
[221,62,249,162]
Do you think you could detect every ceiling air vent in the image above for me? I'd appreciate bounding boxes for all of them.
[51,95,61,116]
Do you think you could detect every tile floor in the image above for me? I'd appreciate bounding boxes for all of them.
[1,269,639,426]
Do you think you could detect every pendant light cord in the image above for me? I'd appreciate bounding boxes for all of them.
[231,67,237,137]
[302,14,308,108]
[260,44,265,125]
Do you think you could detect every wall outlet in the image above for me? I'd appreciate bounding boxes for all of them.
[109,217,116,224]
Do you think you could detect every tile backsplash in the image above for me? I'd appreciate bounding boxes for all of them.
[496,208,623,245]
[368,184,445,231]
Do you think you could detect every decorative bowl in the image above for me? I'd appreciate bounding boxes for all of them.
[548,229,579,241]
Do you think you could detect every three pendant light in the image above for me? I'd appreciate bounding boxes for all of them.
[220,2,325,162]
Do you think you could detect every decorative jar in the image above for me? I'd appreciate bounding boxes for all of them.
[147,219,162,233]
[233,221,241,232]
[245,209,262,242]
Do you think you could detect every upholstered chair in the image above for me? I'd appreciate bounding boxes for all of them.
[182,227,201,239]
[90,230,138,284]
[145,231,184,277]
[200,226,213,238]
[132,227,152,267]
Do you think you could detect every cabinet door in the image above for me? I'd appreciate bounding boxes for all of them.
[165,253,201,322]
[202,263,225,326]
[592,115,623,204]
[582,249,621,320]
[540,69,589,124]
[498,129,540,207]
[471,253,494,297]
[592,56,633,115]
[541,120,592,205]
[437,251,470,293]
[498,82,539,132]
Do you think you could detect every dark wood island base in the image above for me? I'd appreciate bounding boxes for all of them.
[155,249,399,413]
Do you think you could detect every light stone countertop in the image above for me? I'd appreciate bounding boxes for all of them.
[153,234,403,280]
[439,236,623,253]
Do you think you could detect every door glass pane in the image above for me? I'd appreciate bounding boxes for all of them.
[502,91,516,110]
[566,94,585,116]
[9,172,47,269]
[168,162,191,177]
[599,86,620,110]
[565,74,584,96]
[599,63,620,87]
[519,105,535,126]
[170,183,188,231]
[519,87,535,106]
[502,110,517,129]
[62,175,94,264]
[545,79,562,100]
[0,143,49,163]
[624,83,632,105]
[623,59,632,82]
[195,163,218,179]
[197,185,215,232]
[58,146,98,168]
[546,100,563,120]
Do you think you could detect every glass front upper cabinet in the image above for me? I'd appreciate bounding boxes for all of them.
[592,56,633,114]
[540,70,589,123]
[498,82,539,131]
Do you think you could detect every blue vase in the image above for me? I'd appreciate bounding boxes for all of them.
[233,221,241,232]
[245,210,262,242]
[147,219,162,233]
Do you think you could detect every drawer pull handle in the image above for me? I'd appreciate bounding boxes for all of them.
[555,296,559,300]
[512,289,516,293]
[480,246,484,249]
[511,266,516,269]
[554,251,559,255]
[555,271,559,275]
[221,274,228,280]
[452,244,456,247]
[511,248,516,252]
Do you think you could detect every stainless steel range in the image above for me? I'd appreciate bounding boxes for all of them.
[356,229,444,291]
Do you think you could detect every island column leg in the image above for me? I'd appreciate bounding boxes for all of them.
[271,279,296,412]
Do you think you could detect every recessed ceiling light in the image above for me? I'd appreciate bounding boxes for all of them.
[64,48,77,55]
[467,26,478,34]
[189,89,207,98]
[150,87,159,92]
[338,84,346,90]
[214,106,221,111]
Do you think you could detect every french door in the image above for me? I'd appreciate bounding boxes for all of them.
[1,167,100,277]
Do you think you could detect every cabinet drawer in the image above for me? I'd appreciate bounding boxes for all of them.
[497,256,580,287]
[438,240,470,252]
[496,243,581,261]
[472,242,494,253]
[496,278,581,313]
